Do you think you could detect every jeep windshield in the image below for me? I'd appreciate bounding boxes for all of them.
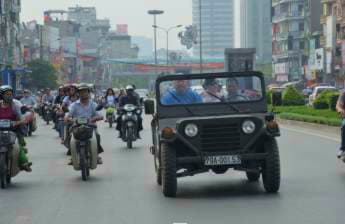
[159,75,263,106]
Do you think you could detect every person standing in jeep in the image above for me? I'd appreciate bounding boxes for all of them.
[336,91,345,159]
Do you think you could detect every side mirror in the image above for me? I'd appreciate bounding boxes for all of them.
[144,99,155,115]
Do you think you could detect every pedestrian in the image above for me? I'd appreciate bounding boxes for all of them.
[336,91,345,159]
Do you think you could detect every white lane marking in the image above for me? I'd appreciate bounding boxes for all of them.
[281,126,341,143]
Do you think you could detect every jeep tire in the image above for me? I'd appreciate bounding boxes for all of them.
[262,138,281,193]
[161,143,177,197]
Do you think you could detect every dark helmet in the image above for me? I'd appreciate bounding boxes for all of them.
[0,85,13,96]
[77,83,90,92]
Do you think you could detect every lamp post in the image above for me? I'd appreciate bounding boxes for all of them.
[148,10,164,75]
[199,0,203,73]
[153,25,183,65]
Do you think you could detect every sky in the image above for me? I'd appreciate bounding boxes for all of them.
[21,0,195,50]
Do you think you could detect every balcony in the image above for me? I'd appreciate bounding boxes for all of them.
[321,0,336,3]
[272,0,308,7]
[272,11,306,24]
[273,49,304,60]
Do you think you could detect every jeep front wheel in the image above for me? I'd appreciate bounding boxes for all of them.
[161,143,177,197]
[262,138,281,193]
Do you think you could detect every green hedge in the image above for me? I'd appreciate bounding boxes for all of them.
[266,89,272,105]
[269,105,340,119]
[328,93,340,111]
[313,90,340,110]
[279,112,341,126]
[282,86,305,106]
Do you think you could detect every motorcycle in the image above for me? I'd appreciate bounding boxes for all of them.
[105,103,116,128]
[121,104,141,149]
[43,103,53,125]
[23,105,37,137]
[0,120,21,189]
[56,109,65,141]
[70,118,98,181]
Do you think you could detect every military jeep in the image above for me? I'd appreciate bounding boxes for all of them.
[145,72,281,198]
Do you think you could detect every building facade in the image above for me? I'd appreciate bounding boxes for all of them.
[239,0,272,63]
[320,0,345,87]
[0,0,22,68]
[272,0,321,82]
[192,0,234,59]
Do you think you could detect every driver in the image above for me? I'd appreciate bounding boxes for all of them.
[65,84,104,165]
[225,78,248,101]
[161,80,202,105]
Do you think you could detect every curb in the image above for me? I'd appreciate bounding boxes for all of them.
[277,118,341,135]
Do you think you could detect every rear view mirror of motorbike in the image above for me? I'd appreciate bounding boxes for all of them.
[0,120,11,128]
[77,117,88,125]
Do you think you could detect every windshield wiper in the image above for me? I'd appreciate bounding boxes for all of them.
[206,91,241,112]
[166,90,195,116]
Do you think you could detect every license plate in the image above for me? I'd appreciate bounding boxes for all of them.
[204,155,241,166]
[77,117,88,125]
[0,120,11,128]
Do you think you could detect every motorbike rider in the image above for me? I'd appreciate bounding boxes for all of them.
[54,86,66,105]
[20,90,36,107]
[62,84,79,111]
[116,85,143,138]
[65,83,104,164]
[104,88,117,105]
[52,86,66,130]
[42,88,54,104]
[0,86,32,172]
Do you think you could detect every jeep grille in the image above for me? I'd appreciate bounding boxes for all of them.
[200,123,241,152]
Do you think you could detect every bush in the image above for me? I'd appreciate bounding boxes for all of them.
[282,86,305,106]
[328,93,340,111]
[266,89,272,105]
[313,90,338,110]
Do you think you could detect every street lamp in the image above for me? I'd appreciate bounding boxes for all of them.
[199,0,203,73]
[148,10,164,74]
[153,25,183,65]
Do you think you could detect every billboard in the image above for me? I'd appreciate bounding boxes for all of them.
[315,48,324,70]
[117,24,128,35]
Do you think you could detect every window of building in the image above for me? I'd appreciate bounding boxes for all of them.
[299,22,304,32]
[299,40,305,50]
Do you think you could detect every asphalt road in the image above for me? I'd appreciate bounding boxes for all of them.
[0,116,344,224]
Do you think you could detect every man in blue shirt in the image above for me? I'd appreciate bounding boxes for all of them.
[161,80,202,105]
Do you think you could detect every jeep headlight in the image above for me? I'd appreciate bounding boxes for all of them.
[242,120,255,134]
[185,123,198,137]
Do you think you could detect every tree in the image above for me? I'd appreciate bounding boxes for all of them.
[26,60,58,90]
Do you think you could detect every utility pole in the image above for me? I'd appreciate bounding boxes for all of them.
[40,25,43,61]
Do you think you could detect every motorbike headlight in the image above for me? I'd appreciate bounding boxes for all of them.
[136,110,141,115]
[184,123,198,138]
[242,120,256,134]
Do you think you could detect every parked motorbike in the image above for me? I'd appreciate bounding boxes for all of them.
[0,120,21,189]
[120,104,141,149]
[70,118,98,181]
[43,103,53,125]
[105,103,116,128]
